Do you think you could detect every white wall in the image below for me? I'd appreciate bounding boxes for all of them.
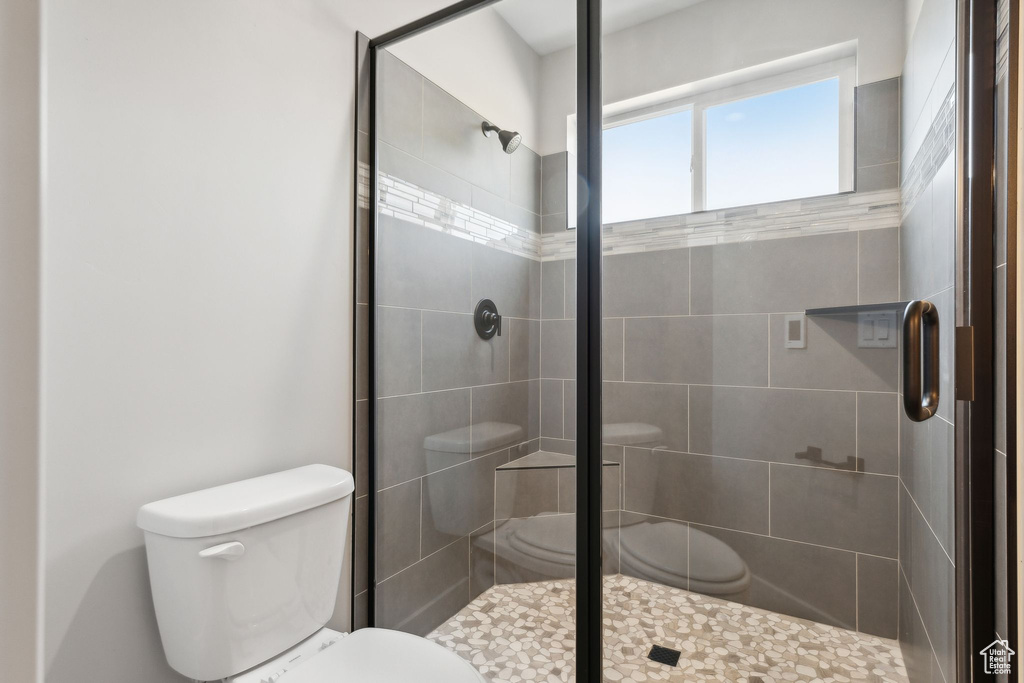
[0,1,41,681]
[40,0,452,681]
[906,0,926,51]
[538,0,906,154]
[388,7,544,153]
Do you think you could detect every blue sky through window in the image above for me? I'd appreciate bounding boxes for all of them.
[706,78,840,209]
[603,110,692,224]
[601,77,841,223]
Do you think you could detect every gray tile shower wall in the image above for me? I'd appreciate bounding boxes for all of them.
[370,50,543,637]
[897,1,957,680]
[534,78,904,640]
[589,233,902,639]
[856,78,901,192]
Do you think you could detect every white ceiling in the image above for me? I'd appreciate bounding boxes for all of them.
[494,0,708,55]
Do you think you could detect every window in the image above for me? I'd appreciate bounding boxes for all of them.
[601,54,854,223]
[705,79,840,209]
[604,110,692,224]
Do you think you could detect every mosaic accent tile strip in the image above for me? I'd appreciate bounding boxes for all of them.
[374,168,901,263]
[428,574,908,682]
[542,189,901,261]
[378,171,543,261]
[900,85,956,219]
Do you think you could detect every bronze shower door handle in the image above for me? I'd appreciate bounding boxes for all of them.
[902,300,940,422]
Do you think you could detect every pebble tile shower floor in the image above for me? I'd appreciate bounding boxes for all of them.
[427,574,908,682]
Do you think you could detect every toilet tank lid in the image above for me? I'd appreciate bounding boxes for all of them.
[136,465,354,539]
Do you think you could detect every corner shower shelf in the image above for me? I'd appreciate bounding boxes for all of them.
[805,301,909,316]
[498,451,620,471]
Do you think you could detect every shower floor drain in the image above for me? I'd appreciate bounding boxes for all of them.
[648,645,681,667]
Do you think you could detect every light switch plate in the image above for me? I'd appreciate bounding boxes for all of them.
[858,311,898,348]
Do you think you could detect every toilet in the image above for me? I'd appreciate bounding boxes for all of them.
[136,465,485,683]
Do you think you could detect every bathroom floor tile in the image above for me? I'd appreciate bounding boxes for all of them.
[427,574,907,682]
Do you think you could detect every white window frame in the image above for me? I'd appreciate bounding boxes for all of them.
[596,49,856,217]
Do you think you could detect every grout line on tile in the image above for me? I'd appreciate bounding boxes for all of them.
[855,392,860,471]
[899,479,955,567]
[380,378,536,401]
[419,478,423,560]
[556,468,561,513]
[595,381,895,395]
[620,444,896,477]
[508,319,512,380]
[688,248,692,315]
[616,510,899,562]
[898,564,947,683]
[855,553,859,631]
[857,230,862,305]
[686,522,691,592]
[376,533,467,586]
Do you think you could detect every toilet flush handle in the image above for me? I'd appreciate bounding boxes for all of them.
[198,541,245,561]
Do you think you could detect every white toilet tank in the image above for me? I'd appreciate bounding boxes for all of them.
[137,465,354,681]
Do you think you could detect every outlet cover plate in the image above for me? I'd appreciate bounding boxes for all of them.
[784,313,806,349]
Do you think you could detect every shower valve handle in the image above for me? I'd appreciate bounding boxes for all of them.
[482,310,502,335]
[474,299,502,339]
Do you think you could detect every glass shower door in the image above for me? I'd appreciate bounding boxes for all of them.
[600,1,957,680]
[367,1,581,679]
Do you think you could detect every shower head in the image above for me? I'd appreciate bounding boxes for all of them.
[482,121,522,154]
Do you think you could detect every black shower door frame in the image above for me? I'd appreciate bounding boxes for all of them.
[361,1,604,677]
[355,1,1006,680]
[364,1,602,679]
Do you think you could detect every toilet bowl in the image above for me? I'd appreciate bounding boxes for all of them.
[137,465,484,683]
[229,627,483,683]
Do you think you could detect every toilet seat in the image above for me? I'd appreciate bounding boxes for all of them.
[619,522,751,595]
[277,629,484,683]
[502,514,619,564]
